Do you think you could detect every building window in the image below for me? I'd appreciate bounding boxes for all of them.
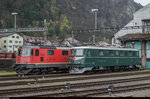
[15,41,18,43]
[4,45,6,48]
[9,40,12,43]
[15,46,18,48]
[19,41,22,44]
[4,40,7,43]
[12,36,15,38]
[9,45,12,48]
[16,36,19,39]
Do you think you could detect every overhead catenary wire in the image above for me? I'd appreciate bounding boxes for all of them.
[71,25,147,33]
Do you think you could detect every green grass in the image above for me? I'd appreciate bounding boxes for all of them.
[0,71,16,75]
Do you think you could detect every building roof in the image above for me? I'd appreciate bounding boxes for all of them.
[118,34,150,41]
[65,37,79,44]
[22,35,43,42]
[97,41,109,46]
[0,33,14,38]
[113,3,150,45]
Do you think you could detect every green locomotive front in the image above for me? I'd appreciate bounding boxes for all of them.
[69,46,140,74]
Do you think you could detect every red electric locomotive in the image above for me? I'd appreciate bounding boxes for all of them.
[12,46,71,74]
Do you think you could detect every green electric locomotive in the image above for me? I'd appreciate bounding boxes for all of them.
[69,46,140,74]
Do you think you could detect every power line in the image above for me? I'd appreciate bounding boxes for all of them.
[71,25,147,33]
[0,27,45,33]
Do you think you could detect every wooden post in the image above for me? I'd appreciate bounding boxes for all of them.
[141,20,147,68]
[141,40,147,68]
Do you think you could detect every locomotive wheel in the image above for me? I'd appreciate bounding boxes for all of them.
[41,68,48,74]
[61,69,69,73]
[32,69,41,75]
[110,66,115,72]
[15,66,20,73]
[15,65,24,74]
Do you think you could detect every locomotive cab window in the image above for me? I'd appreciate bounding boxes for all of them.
[35,49,39,56]
[47,50,54,56]
[62,51,68,56]
[31,49,33,56]
[75,49,84,56]
[17,48,21,56]
[22,49,34,56]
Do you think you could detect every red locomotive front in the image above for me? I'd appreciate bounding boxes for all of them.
[13,46,70,74]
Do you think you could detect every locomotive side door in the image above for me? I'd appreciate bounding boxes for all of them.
[39,49,46,63]
[33,48,40,63]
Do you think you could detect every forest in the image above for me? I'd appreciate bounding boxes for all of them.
[0,0,142,43]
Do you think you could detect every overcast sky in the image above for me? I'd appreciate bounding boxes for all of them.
[134,0,150,6]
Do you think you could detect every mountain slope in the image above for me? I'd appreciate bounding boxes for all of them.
[0,0,142,42]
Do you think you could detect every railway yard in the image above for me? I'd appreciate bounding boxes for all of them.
[0,0,150,98]
[0,69,150,97]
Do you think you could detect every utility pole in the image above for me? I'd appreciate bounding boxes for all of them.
[91,9,98,44]
[12,12,18,52]
[89,37,91,44]
[72,30,74,46]
[44,19,47,45]
[12,12,18,32]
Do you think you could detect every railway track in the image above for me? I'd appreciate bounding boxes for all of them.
[0,69,144,80]
[0,73,69,81]
[37,83,150,97]
[1,73,150,97]
[87,83,150,97]
[0,70,150,87]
